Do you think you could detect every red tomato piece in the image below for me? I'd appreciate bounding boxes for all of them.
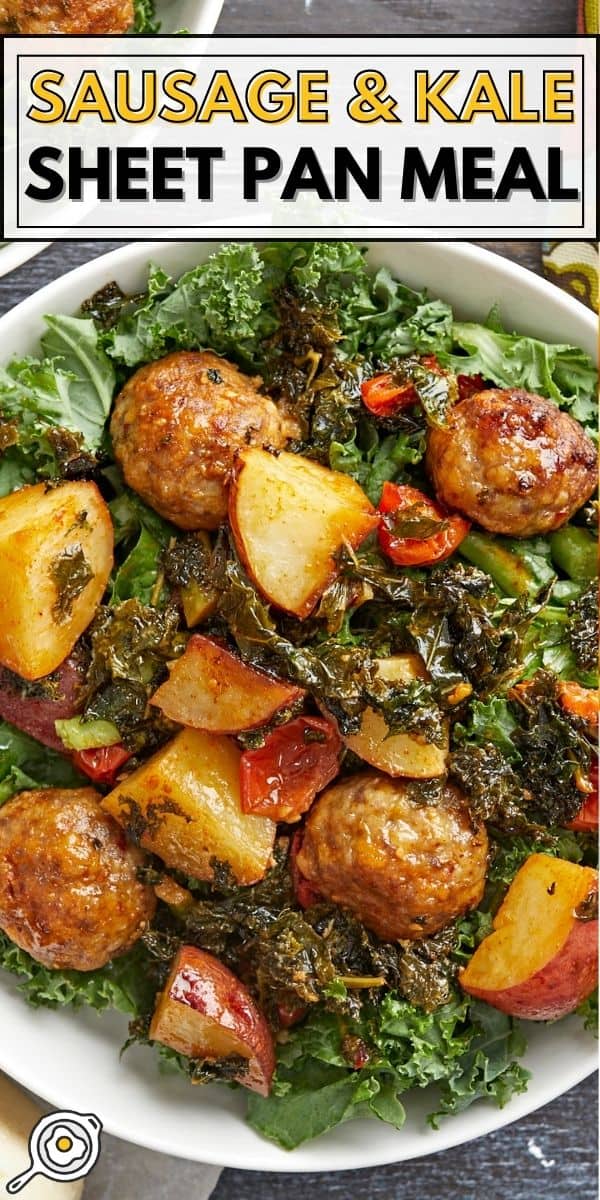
[568,760,599,833]
[361,373,418,418]
[73,744,132,786]
[457,373,486,401]
[277,1002,308,1028]
[557,681,600,732]
[350,1043,371,1070]
[377,481,470,567]
[361,356,446,418]
[289,827,322,909]
[240,717,342,823]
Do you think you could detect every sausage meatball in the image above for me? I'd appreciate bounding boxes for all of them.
[426,388,597,537]
[296,772,488,941]
[0,788,156,971]
[111,351,292,530]
[0,0,132,32]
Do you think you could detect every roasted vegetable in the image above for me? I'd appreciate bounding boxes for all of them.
[102,728,276,886]
[83,598,186,751]
[568,582,598,676]
[362,355,457,426]
[149,945,275,1096]
[0,481,113,679]
[550,526,597,582]
[511,672,595,826]
[160,532,219,626]
[378,482,470,567]
[240,716,342,821]
[340,655,448,778]
[230,447,378,619]
[452,670,596,832]
[460,855,598,1020]
[151,635,304,734]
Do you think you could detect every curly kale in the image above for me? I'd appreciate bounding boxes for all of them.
[453,671,594,831]
[511,672,594,826]
[450,743,527,832]
[160,530,229,593]
[83,599,186,750]
[568,581,598,676]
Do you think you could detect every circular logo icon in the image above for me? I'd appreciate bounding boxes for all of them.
[6,1110,102,1193]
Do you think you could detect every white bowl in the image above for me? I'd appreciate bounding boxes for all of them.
[0,241,596,1172]
[155,0,223,33]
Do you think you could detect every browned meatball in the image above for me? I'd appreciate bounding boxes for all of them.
[426,388,597,537]
[0,0,132,32]
[111,351,292,530]
[0,788,156,970]
[297,772,488,941]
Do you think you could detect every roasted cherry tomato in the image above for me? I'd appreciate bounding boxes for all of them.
[568,759,599,832]
[361,373,419,418]
[557,681,600,731]
[457,373,486,401]
[73,744,132,786]
[360,355,443,419]
[277,1001,308,1029]
[289,827,322,909]
[240,716,341,823]
[377,481,470,567]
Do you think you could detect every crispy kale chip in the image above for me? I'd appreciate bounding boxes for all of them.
[452,671,595,831]
[568,581,598,676]
[83,599,186,750]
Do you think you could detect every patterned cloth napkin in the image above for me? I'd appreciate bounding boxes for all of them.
[542,242,599,312]
[541,1,598,313]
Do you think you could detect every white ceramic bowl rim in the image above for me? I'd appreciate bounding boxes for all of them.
[0,239,596,1172]
[155,0,223,34]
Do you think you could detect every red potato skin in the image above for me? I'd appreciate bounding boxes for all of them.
[150,945,275,1096]
[462,904,598,1021]
[0,651,87,751]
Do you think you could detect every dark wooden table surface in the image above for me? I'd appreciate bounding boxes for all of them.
[215,0,575,36]
[0,234,596,1198]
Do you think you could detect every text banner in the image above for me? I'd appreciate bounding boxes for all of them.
[2,36,597,238]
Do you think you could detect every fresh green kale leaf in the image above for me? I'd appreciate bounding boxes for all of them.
[0,719,84,805]
[447,312,597,432]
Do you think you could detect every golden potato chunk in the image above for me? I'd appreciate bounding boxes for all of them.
[150,945,276,1096]
[0,481,113,680]
[151,634,304,734]
[102,728,276,885]
[341,654,448,778]
[230,448,379,618]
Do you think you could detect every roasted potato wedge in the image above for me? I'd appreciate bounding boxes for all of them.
[150,945,275,1096]
[460,854,598,1020]
[0,481,113,679]
[102,728,276,885]
[151,635,304,733]
[229,447,379,618]
[341,654,448,778]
